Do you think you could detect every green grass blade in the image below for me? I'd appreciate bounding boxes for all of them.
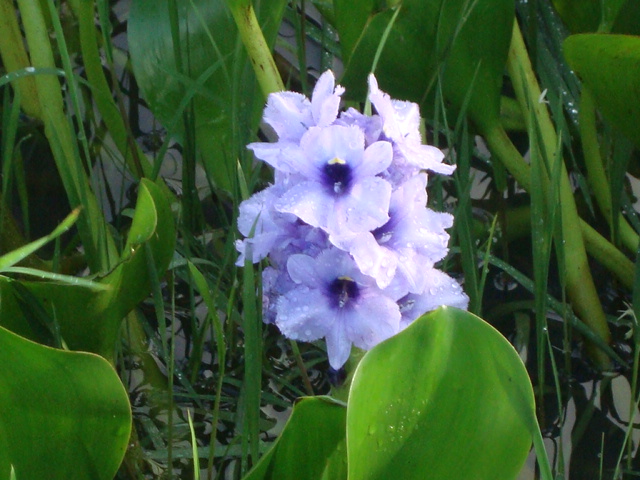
[0,208,79,272]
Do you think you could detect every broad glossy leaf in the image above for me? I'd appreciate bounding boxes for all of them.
[0,325,131,479]
[243,396,347,480]
[0,178,175,358]
[564,34,640,149]
[347,307,535,480]
[334,0,514,132]
[128,0,286,191]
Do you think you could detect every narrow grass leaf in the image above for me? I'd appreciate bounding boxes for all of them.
[0,208,80,272]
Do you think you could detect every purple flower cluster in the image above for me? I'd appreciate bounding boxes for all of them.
[236,71,468,369]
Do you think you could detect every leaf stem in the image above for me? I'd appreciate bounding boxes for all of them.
[0,0,41,118]
[579,88,638,253]
[485,19,618,367]
[226,2,284,97]
[508,19,612,365]
[16,0,116,272]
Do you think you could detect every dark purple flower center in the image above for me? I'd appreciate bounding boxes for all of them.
[328,276,359,309]
[323,157,352,195]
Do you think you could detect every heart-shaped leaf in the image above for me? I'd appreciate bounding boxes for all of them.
[334,0,514,132]
[347,306,535,480]
[0,325,131,479]
[564,34,640,149]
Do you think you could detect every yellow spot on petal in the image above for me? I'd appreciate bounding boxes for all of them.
[328,157,346,165]
[338,275,354,281]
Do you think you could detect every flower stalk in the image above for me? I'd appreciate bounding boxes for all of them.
[226,1,284,97]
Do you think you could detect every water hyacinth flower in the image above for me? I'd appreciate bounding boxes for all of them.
[248,71,344,173]
[274,124,393,237]
[278,248,400,369]
[237,70,469,369]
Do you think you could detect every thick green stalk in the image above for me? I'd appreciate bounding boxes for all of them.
[16,0,116,272]
[579,88,638,253]
[580,220,635,289]
[500,204,635,289]
[226,1,284,97]
[0,1,41,118]
[496,20,612,367]
[484,106,636,292]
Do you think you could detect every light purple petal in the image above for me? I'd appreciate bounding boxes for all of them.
[263,91,312,142]
[390,99,421,142]
[287,254,319,287]
[356,140,393,177]
[301,125,364,169]
[369,73,454,176]
[394,250,427,293]
[337,177,391,233]
[331,232,398,289]
[234,232,281,266]
[400,143,455,175]
[276,286,331,341]
[312,247,364,284]
[368,74,402,140]
[262,267,297,324]
[237,187,275,237]
[391,173,427,209]
[399,270,468,328]
[311,70,344,127]
[276,182,330,229]
[344,293,400,350]
[325,325,352,370]
[337,108,383,146]
[247,142,305,174]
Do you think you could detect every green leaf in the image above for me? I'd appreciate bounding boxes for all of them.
[128,0,287,191]
[564,34,640,149]
[551,0,614,33]
[551,0,639,34]
[612,0,640,34]
[243,397,347,480]
[0,325,131,480]
[347,307,535,480]
[0,208,79,272]
[334,0,514,132]
[0,178,175,359]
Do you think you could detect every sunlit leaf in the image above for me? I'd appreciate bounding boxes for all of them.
[347,307,535,480]
[243,397,347,480]
[0,325,131,480]
[564,34,640,149]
